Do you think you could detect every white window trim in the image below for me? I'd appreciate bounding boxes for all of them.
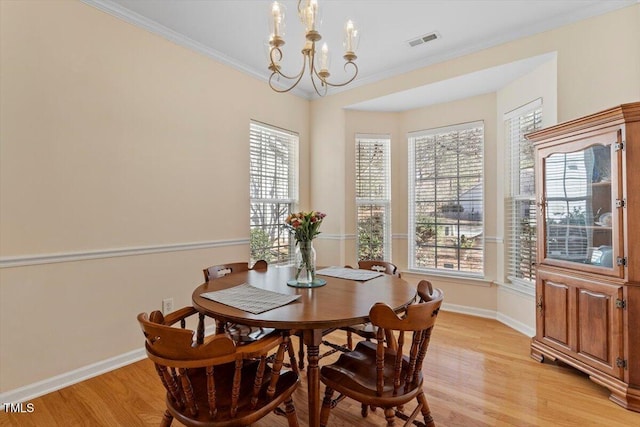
[504,98,542,291]
[249,121,299,265]
[408,121,485,278]
[355,134,392,261]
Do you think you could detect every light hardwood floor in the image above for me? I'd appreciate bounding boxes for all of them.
[2,311,640,426]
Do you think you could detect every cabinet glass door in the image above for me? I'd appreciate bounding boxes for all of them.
[543,144,613,268]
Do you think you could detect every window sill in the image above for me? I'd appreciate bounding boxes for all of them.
[496,279,536,297]
[402,269,492,288]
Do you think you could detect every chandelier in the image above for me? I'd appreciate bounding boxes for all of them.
[267,0,360,96]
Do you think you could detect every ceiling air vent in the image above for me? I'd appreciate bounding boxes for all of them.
[407,32,439,48]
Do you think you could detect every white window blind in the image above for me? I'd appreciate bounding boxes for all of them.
[356,134,391,261]
[249,121,298,265]
[408,121,484,275]
[505,99,542,286]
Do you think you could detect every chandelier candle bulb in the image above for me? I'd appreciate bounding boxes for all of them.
[301,0,318,33]
[345,20,354,52]
[271,2,284,39]
[320,43,329,71]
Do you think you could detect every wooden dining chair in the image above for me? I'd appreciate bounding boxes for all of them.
[203,262,251,281]
[357,260,401,278]
[341,260,402,350]
[201,260,298,373]
[138,306,300,427]
[319,280,443,427]
[201,260,274,342]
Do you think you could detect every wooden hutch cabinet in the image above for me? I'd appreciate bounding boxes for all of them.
[527,102,640,411]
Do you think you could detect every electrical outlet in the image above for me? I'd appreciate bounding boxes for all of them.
[162,298,174,315]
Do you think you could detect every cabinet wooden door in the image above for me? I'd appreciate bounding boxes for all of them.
[535,128,625,279]
[575,284,624,378]
[537,269,624,379]
[537,278,572,351]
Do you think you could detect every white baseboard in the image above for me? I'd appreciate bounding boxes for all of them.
[442,303,534,337]
[0,324,219,406]
[0,311,532,406]
[441,302,496,319]
[496,312,535,338]
[0,348,146,406]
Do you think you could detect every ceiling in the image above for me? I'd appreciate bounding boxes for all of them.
[87,0,636,109]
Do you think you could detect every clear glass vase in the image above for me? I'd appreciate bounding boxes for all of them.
[295,240,316,284]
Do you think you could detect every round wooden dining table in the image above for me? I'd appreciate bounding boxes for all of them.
[192,266,416,427]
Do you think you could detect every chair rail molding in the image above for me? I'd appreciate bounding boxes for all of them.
[484,236,504,244]
[316,233,356,241]
[0,238,249,268]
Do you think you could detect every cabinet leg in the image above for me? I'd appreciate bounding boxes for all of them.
[530,346,544,363]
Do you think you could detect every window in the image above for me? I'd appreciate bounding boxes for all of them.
[408,122,484,275]
[249,121,298,264]
[505,99,542,287]
[356,134,391,260]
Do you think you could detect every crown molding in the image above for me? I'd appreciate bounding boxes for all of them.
[82,0,635,101]
[80,0,311,99]
[322,0,637,98]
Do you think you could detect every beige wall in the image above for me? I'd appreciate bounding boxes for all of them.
[311,4,639,325]
[495,57,558,330]
[338,94,499,312]
[1,0,639,397]
[399,94,498,305]
[0,1,309,392]
[342,111,401,267]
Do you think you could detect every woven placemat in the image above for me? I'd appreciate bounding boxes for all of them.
[316,266,383,281]
[200,283,301,314]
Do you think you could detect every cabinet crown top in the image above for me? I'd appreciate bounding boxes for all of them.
[526,102,640,143]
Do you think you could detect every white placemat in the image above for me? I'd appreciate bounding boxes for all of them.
[200,283,301,314]
[316,266,383,281]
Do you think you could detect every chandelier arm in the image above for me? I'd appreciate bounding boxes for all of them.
[268,55,309,93]
[309,72,328,97]
[305,52,328,97]
[269,47,307,81]
[322,61,359,88]
[269,70,308,93]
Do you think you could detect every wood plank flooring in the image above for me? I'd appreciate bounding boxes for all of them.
[2,311,640,426]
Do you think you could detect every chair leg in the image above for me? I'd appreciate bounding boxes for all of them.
[361,403,368,417]
[320,387,335,427]
[284,396,300,427]
[196,313,205,344]
[286,337,299,375]
[160,409,173,427]
[417,391,435,427]
[298,336,305,370]
[347,330,353,350]
[384,407,396,426]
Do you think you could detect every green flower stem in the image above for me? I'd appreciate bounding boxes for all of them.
[297,240,315,282]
